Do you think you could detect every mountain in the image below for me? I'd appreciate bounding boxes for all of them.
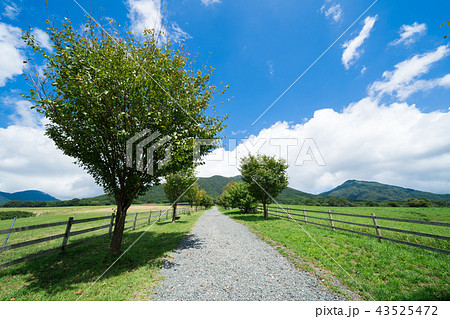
[321,180,450,202]
[90,175,310,204]
[0,190,59,204]
[0,194,10,205]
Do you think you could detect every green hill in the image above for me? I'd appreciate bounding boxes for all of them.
[321,180,450,202]
[91,175,310,204]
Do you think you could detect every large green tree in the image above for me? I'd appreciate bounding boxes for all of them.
[22,18,227,254]
[240,155,288,219]
[162,170,196,223]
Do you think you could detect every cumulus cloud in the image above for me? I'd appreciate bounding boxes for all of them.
[197,98,450,194]
[201,0,221,6]
[342,15,377,70]
[390,22,427,46]
[0,99,102,199]
[0,22,26,86]
[369,45,450,99]
[2,1,20,20]
[320,1,343,23]
[32,28,53,52]
[126,0,190,42]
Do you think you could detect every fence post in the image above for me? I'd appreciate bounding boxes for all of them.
[276,207,278,217]
[287,207,289,216]
[132,213,138,230]
[328,210,335,231]
[2,217,17,247]
[109,213,115,235]
[61,217,74,250]
[148,211,152,224]
[371,213,382,241]
[303,208,307,224]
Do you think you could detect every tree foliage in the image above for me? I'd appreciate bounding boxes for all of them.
[194,189,206,211]
[200,194,214,209]
[240,155,288,219]
[218,182,256,213]
[185,183,200,209]
[162,170,196,222]
[22,17,228,254]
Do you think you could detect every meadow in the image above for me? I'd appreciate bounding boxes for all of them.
[0,204,203,300]
[222,205,450,301]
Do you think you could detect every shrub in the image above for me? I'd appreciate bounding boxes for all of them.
[0,211,34,220]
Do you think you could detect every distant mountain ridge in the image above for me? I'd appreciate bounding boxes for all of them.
[0,190,59,204]
[321,180,450,202]
[2,177,449,206]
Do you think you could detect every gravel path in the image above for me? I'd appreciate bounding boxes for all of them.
[151,207,346,301]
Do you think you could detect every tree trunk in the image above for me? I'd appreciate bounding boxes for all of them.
[262,201,268,219]
[109,199,131,255]
[171,204,177,223]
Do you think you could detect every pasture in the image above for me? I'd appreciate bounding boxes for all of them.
[223,206,450,301]
[0,204,202,301]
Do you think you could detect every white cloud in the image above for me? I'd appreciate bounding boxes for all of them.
[32,28,53,52]
[369,45,450,99]
[390,22,427,46]
[320,2,343,23]
[2,1,20,20]
[126,0,164,35]
[361,65,367,75]
[0,22,25,86]
[3,98,41,127]
[266,60,274,77]
[201,0,221,6]
[0,99,102,199]
[197,98,450,194]
[126,0,190,42]
[170,22,192,43]
[342,15,377,70]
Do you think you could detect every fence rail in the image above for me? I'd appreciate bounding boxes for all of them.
[0,208,190,269]
[259,205,450,255]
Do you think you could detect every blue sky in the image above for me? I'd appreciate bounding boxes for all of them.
[1,0,450,199]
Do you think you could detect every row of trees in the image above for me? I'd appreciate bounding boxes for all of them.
[217,154,289,219]
[161,170,214,222]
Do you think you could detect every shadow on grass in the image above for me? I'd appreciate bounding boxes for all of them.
[224,212,277,223]
[0,221,200,299]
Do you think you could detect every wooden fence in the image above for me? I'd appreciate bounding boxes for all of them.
[0,208,190,269]
[258,205,450,255]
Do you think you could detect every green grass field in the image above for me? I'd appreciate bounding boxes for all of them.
[0,205,203,301]
[222,205,450,301]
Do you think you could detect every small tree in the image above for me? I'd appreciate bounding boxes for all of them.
[162,170,196,222]
[200,194,214,209]
[240,155,288,219]
[194,189,206,211]
[22,18,228,255]
[221,182,256,213]
[185,183,200,212]
[217,192,231,209]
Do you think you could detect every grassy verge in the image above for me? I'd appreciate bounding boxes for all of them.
[221,207,450,301]
[0,207,205,300]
